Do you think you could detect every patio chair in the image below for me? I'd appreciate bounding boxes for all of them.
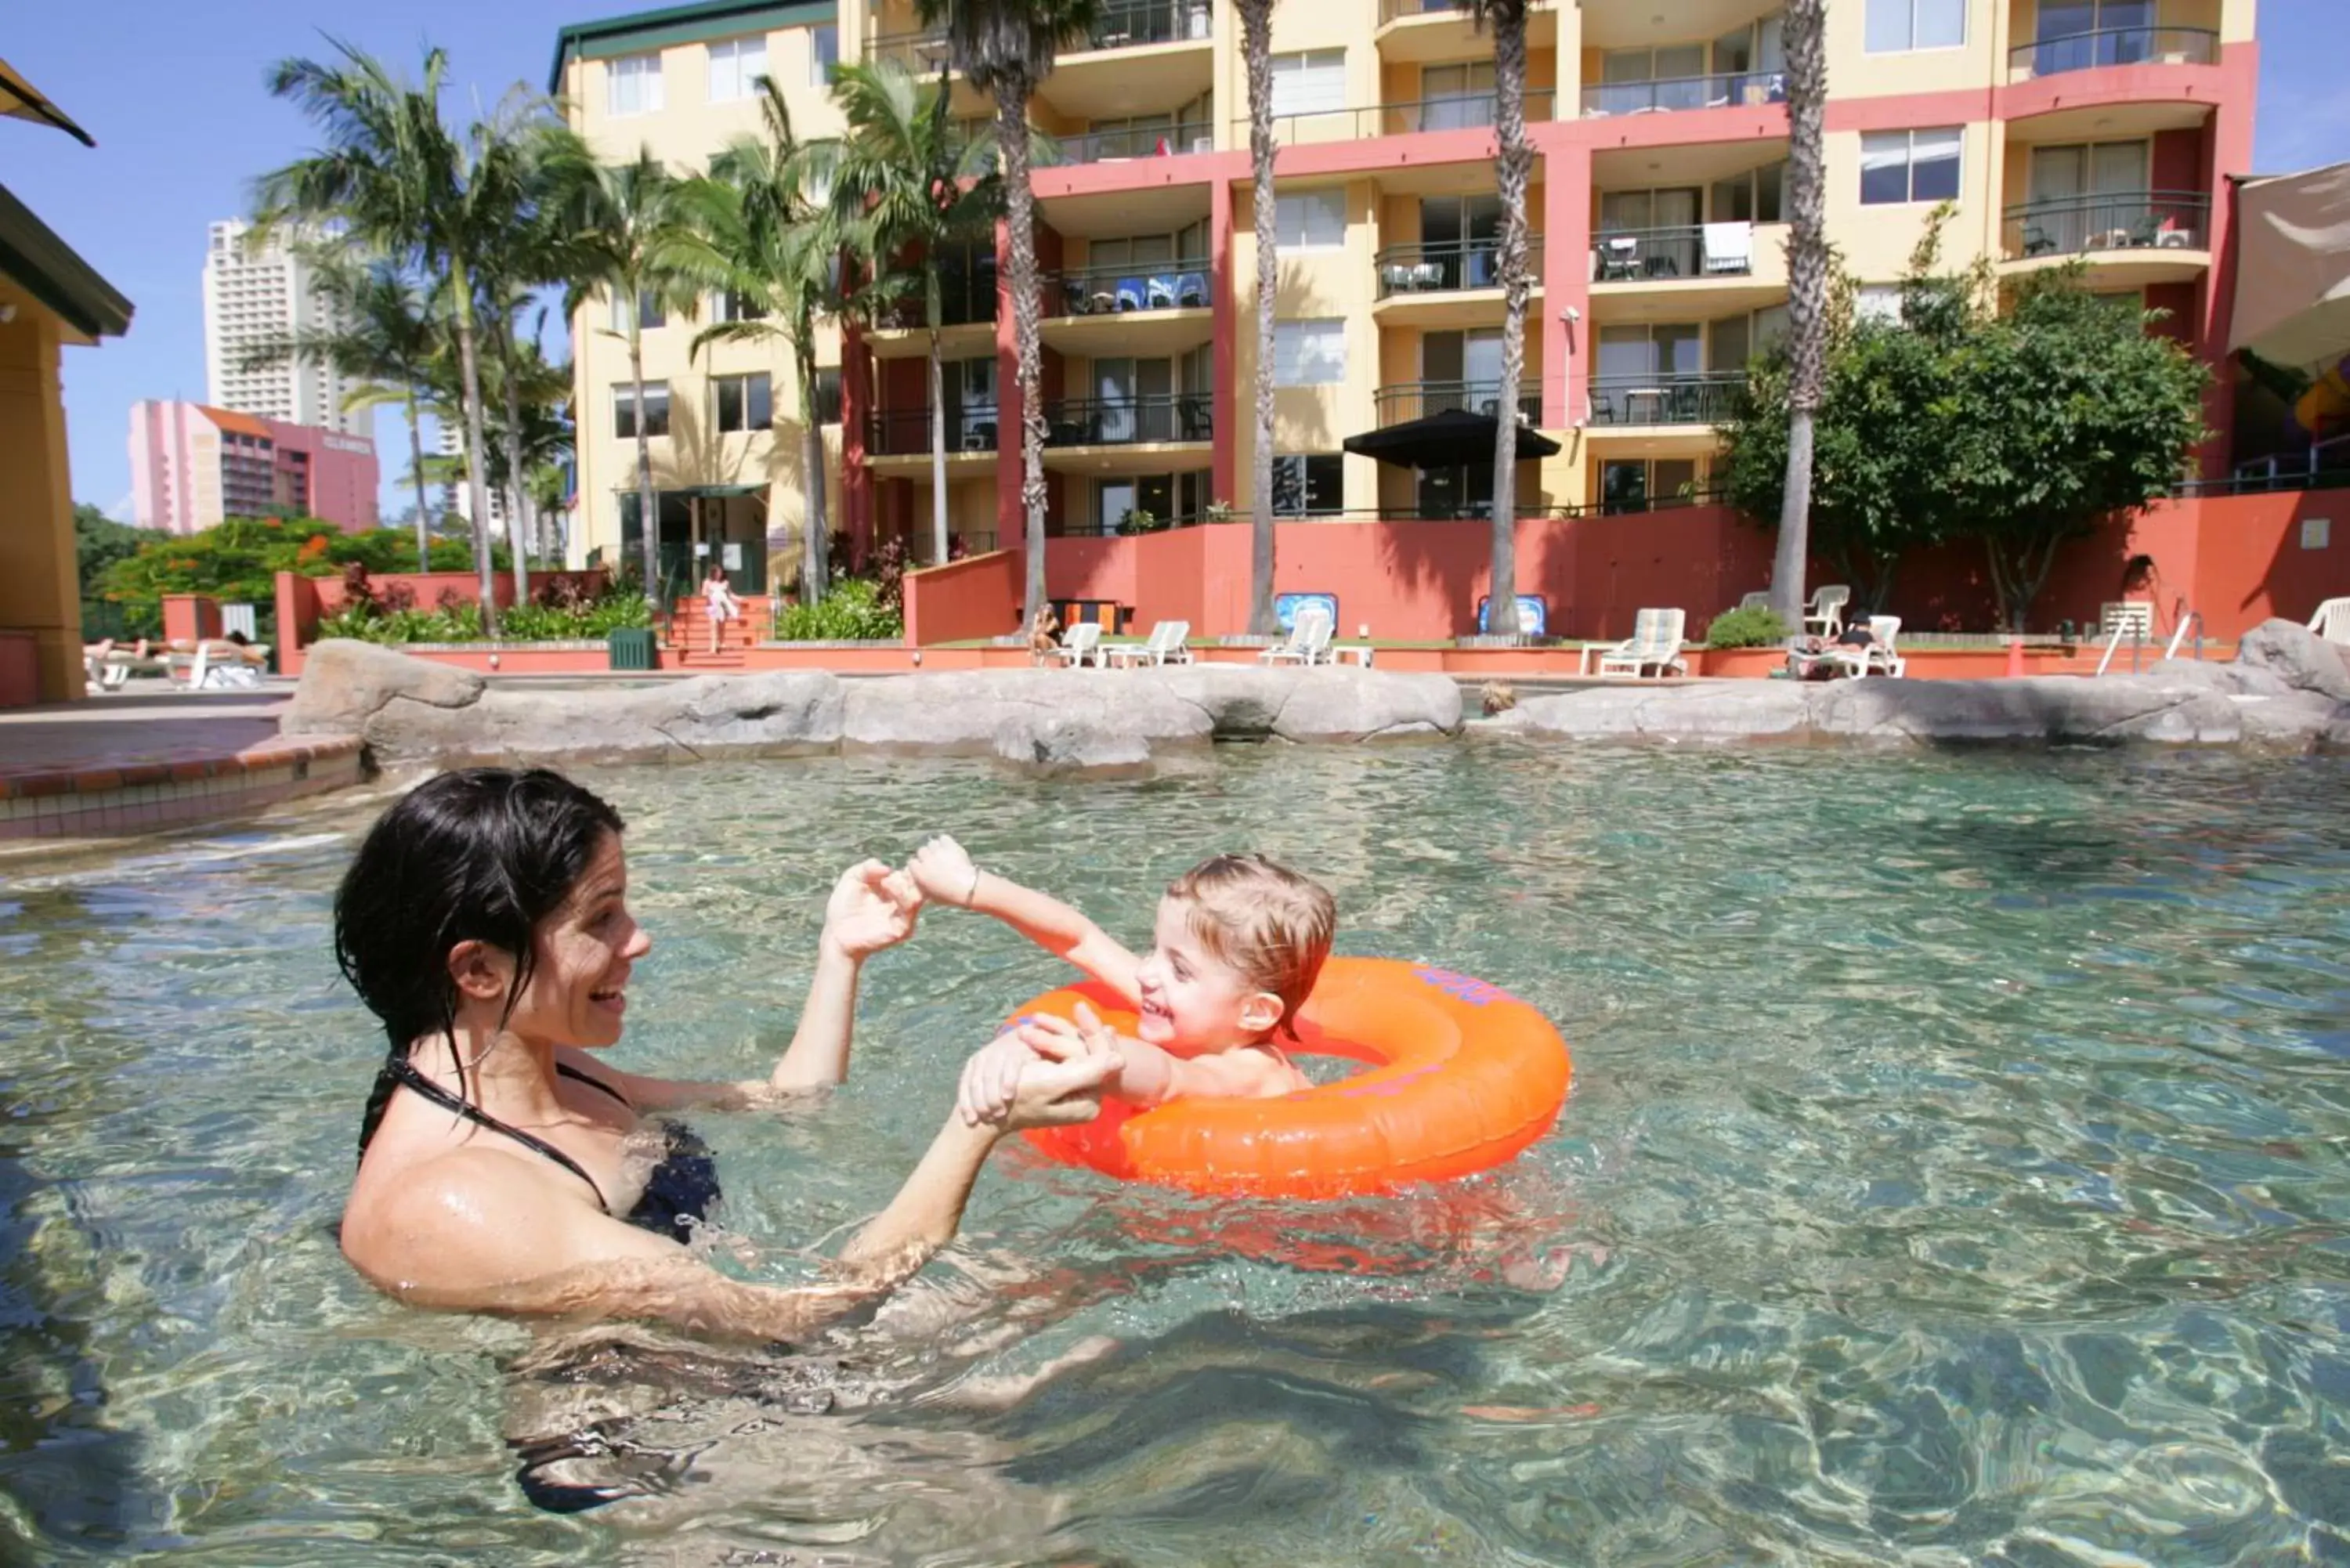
[1595,608,1689,678]
[1105,619,1194,668]
[1831,615,1906,678]
[180,638,269,690]
[2022,224,2059,257]
[1598,236,1640,281]
[1114,276,1147,311]
[1260,606,1334,666]
[2308,597,2350,645]
[1177,271,1209,307]
[1047,621,1105,669]
[1146,274,1178,309]
[1737,590,1773,612]
[1802,584,1850,638]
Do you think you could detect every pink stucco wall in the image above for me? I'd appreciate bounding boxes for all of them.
[129,400,378,535]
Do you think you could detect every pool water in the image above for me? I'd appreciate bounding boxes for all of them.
[2,742,2348,1565]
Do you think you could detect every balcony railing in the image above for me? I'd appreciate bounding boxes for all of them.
[1082,0,1213,49]
[1260,90,1558,146]
[867,29,955,75]
[872,263,998,331]
[1588,372,1746,426]
[1043,394,1214,446]
[1376,237,1545,298]
[1592,223,1754,281]
[2008,27,2218,78]
[2001,191,2210,259]
[867,406,1000,457]
[1581,71,1785,117]
[1047,123,1215,164]
[1043,262,1211,317]
[1377,0,1552,23]
[1374,379,1541,426]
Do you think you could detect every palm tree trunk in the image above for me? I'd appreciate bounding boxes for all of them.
[1771,0,1831,634]
[1242,0,1279,636]
[801,343,830,604]
[998,89,1047,628]
[631,327,660,615]
[450,263,500,638]
[494,316,531,604]
[403,386,431,569]
[928,294,949,567]
[1486,0,1532,641]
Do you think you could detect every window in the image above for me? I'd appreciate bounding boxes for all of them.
[1867,0,1966,52]
[607,53,664,117]
[713,373,772,433]
[1274,190,1347,249]
[809,25,839,85]
[1855,284,1904,324]
[709,37,769,101]
[1271,51,1346,119]
[814,368,843,425]
[614,382,671,439]
[1273,320,1346,385]
[610,289,668,333]
[1272,454,1343,516]
[1860,128,1961,204]
[1711,161,1785,224]
[1421,61,1497,130]
[710,290,768,323]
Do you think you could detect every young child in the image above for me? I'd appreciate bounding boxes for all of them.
[905,836,1336,1124]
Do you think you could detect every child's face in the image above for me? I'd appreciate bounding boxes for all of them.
[1133,896,1282,1050]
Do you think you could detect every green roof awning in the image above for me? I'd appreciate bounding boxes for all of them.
[549,0,833,93]
[618,482,768,498]
[0,179,132,341]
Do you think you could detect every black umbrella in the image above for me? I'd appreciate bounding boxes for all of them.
[1342,407,1560,470]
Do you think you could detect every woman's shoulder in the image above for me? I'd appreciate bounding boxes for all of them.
[344,1145,602,1295]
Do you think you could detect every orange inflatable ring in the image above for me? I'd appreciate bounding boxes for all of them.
[1013,956,1572,1198]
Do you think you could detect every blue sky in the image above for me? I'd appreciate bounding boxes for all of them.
[9,0,2347,519]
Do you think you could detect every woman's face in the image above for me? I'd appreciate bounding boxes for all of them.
[504,832,652,1049]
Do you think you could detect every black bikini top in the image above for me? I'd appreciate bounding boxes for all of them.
[385,1057,720,1244]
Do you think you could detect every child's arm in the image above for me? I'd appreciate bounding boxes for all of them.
[908,836,1142,1001]
[961,1007,1296,1123]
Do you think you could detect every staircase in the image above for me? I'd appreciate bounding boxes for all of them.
[664,595,774,671]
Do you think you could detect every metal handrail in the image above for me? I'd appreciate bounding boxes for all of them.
[867,406,1000,457]
[1591,223,1755,280]
[1377,0,1553,23]
[2095,620,2147,677]
[1580,71,1784,117]
[1588,372,1748,426]
[1047,123,1214,164]
[870,255,996,331]
[1256,90,1559,146]
[2000,190,2210,260]
[1043,262,1211,316]
[1373,237,1546,297]
[1372,379,1542,425]
[2008,26,2218,77]
[1043,394,1214,446]
[2165,609,2203,662]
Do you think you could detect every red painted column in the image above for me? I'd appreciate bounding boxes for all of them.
[2197,41,2261,476]
[1538,130,1591,431]
[1210,174,1238,506]
[841,322,873,558]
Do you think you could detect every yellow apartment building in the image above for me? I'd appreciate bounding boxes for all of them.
[551,0,2258,595]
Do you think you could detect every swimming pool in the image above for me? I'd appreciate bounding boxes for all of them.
[1,741,2345,1563]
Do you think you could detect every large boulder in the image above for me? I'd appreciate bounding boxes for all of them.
[842,669,1213,753]
[2236,618,2350,701]
[1495,681,1810,740]
[2233,689,2348,751]
[1159,665,1463,741]
[1812,675,2242,744]
[992,715,1153,772]
[280,639,486,739]
[2142,658,2294,697]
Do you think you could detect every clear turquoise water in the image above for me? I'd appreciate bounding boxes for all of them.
[2,742,2348,1565]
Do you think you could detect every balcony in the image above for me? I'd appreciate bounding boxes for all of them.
[1593,225,1753,282]
[1374,379,1541,427]
[1263,90,1557,147]
[1079,0,1213,52]
[863,262,996,359]
[1374,0,1560,63]
[1580,72,1784,118]
[2000,190,2211,281]
[1048,122,1215,165]
[1039,262,1213,354]
[866,407,1000,463]
[2008,27,2218,81]
[1588,372,1745,428]
[867,27,954,76]
[1043,394,1213,448]
[1376,237,1547,298]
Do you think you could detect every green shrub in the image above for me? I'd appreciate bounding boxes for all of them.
[314,584,646,645]
[1704,605,1790,649]
[775,578,905,641]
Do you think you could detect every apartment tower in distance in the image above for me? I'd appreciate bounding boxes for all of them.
[202,219,367,437]
[548,0,2257,602]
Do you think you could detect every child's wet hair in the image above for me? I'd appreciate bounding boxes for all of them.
[1163,854,1336,1037]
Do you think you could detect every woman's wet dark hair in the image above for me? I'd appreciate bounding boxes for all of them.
[338,768,625,1162]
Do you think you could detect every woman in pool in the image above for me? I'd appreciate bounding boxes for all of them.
[333,767,1117,1342]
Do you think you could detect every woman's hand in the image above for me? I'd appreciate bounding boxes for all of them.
[820,860,924,960]
[908,835,980,909]
[1000,1029,1121,1132]
[963,1006,1123,1127]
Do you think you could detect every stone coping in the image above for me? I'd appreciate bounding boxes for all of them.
[0,734,361,800]
[0,734,365,842]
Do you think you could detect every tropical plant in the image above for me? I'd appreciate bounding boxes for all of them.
[96,519,497,634]
[914,0,1101,627]
[774,576,904,640]
[1701,605,1789,649]
[562,147,705,609]
[1767,0,1830,635]
[1235,0,1280,633]
[819,60,1003,567]
[1469,0,1534,639]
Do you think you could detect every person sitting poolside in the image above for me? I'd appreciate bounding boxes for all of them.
[905,836,1336,1122]
[333,768,1118,1342]
[1025,605,1061,666]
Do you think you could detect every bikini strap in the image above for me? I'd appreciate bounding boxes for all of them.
[556,1060,634,1111]
[385,1057,609,1212]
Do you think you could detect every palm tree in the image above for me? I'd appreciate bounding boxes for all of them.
[258,42,508,627]
[1237,0,1281,634]
[820,61,1003,567]
[915,0,1099,627]
[564,149,704,609]
[1471,0,1534,639]
[240,247,443,567]
[676,79,862,603]
[1770,0,1830,635]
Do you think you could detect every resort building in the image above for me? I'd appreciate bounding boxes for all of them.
[201,219,368,438]
[550,0,2258,605]
[128,400,380,537]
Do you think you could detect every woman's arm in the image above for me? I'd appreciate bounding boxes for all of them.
[908,836,1141,1001]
